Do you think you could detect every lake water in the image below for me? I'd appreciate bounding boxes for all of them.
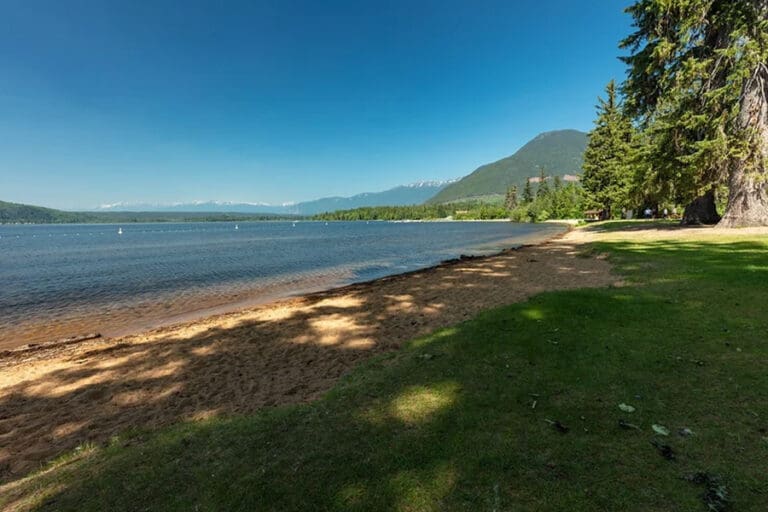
[0,221,565,347]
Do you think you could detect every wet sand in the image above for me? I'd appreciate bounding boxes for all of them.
[0,228,618,482]
[0,272,354,352]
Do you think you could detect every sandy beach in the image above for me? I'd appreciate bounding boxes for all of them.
[0,227,620,481]
[6,223,767,482]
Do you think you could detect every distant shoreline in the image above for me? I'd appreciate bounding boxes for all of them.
[0,214,303,225]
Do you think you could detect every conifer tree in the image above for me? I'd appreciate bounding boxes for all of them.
[551,176,564,217]
[505,185,518,209]
[622,0,768,226]
[522,178,534,204]
[536,168,550,198]
[581,80,634,218]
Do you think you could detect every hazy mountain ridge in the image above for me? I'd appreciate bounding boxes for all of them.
[95,201,290,214]
[94,179,457,215]
[429,130,587,204]
[3,130,587,222]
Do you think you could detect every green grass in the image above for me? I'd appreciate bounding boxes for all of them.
[3,229,768,511]
[581,219,681,232]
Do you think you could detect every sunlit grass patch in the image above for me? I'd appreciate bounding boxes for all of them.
[390,382,460,425]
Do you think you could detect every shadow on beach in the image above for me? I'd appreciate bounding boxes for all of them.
[580,220,693,233]
[0,236,615,484]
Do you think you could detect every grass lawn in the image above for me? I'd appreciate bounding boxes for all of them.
[3,224,767,511]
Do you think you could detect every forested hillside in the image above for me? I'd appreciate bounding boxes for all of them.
[429,130,587,203]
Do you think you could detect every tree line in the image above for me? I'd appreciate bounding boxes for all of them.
[312,176,584,223]
[504,169,584,222]
[311,201,510,221]
[581,0,768,227]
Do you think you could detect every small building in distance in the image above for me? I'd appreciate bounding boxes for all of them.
[584,209,607,222]
[527,174,581,183]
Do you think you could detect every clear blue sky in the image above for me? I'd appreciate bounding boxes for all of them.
[0,0,632,209]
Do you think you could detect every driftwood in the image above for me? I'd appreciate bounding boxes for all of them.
[0,333,102,358]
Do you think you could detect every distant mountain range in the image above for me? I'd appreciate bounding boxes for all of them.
[93,128,588,215]
[429,129,587,203]
[95,180,456,216]
[4,129,588,223]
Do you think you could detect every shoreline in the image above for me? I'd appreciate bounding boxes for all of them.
[1,222,572,352]
[0,226,615,480]
[2,218,533,226]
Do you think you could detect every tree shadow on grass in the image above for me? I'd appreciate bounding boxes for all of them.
[581,220,693,234]
[593,239,768,282]
[11,282,768,511]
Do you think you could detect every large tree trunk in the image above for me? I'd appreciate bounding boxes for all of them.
[682,189,721,225]
[719,62,768,227]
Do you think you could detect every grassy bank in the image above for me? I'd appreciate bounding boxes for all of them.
[3,223,767,511]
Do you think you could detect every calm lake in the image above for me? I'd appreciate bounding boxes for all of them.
[0,221,565,347]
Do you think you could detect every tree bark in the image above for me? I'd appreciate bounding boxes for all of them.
[682,188,721,225]
[719,62,768,227]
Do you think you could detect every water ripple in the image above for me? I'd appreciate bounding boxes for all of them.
[0,221,564,345]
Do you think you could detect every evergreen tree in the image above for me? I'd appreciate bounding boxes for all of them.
[536,168,550,198]
[581,80,635,218]
[522,178,534,204]
[551,176,564,217]
[621,0,768,226]
[505,185,518,209]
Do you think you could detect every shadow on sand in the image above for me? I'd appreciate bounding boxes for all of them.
[0,237,614,484]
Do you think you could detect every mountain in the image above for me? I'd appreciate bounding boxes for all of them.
[0,200,97,224]
[95,180,455,216]
[0,200,297,224]
[288,181,454,215]
[428,129,588,203]
[95,201,288,214]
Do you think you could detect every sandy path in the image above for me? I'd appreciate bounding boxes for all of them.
[0,230,617,482]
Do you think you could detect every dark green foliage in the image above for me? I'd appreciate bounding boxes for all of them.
[429,130,588,203]
[510,182,584,222]
[581,81,635,217]
[535,168,550,199]
[620,1,733,210]
[522,178,534,204]
[313,185,582,223]
[311,201,510,221]
[504,186,518,210]
[621,0,768,226]
[0,200,99,224]
[553,175,562,193]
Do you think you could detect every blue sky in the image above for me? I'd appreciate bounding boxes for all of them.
[0,0,632,209]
